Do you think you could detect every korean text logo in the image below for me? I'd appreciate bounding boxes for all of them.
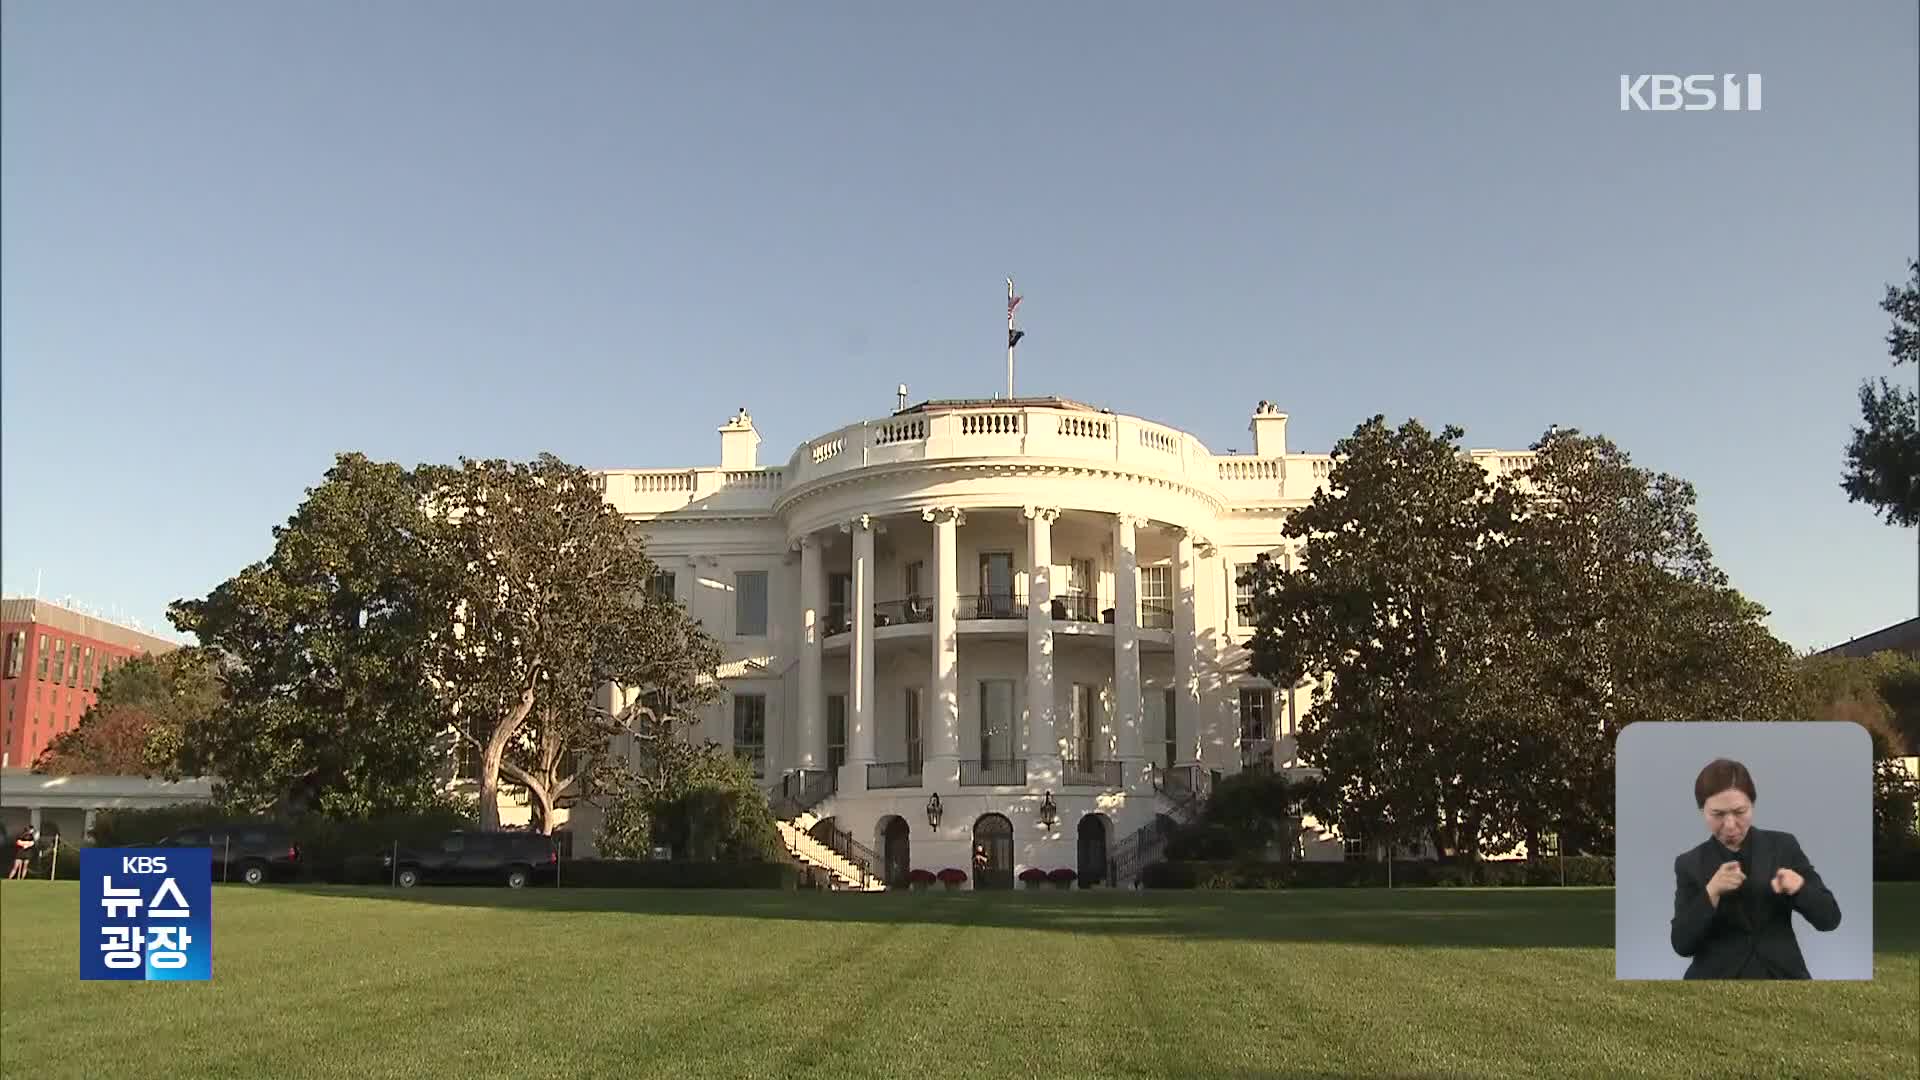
[1619,74,1762,112]
[81,848,212,981]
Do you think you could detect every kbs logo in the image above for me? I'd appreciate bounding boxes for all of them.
[1620,74,1762,112]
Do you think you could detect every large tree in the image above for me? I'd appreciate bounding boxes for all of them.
[1842,259,1920,527]
[422,454,720,831]
[1501,429,1799,852]
[1246,418,1798,860]
[1245,416,1534,861]
[169,453,456,816]
[33,648,224,777]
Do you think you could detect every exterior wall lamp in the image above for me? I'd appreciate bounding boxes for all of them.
[926,792,943,829]
[1038,791,1058,828]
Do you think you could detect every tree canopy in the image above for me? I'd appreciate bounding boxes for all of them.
[1243,417,1797,858]
[32,648,223,777]
[169,450,720,824]
[1842,259,1920,527]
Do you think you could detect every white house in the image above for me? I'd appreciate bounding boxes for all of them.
[567,395,1537,887]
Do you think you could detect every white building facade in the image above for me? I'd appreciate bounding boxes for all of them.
[574,396,1536,886]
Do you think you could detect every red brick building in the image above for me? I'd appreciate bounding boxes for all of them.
[1,598,180,768]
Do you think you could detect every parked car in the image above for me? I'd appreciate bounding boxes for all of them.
[153,822,302,885]
[382,830,558,889]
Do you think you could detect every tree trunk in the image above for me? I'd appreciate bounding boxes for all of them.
[478,681,539,830]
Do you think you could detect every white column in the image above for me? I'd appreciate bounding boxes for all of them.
[797,534,824,772]
[1174,529,1200,767]
[925,507,963,788]
[1024,506,1059,772]
[846,516,877,789]
[1113,514,1142,783]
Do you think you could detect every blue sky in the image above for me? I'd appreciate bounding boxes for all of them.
[2,2,1914,652]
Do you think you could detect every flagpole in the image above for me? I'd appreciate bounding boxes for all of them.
[1006,278,1023,399]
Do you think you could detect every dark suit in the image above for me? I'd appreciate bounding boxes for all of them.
[1670,827,1842,979]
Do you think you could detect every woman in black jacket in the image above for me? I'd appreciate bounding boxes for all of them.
[1670,758,1842,978]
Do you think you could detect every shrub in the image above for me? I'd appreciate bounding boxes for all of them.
[909,869,937,886]
[1141,857,1617,889]
[936,867,967,885]
[88,804,232,848]
[559,859,797,889]
[1047,867,1077,884]
[1018,867,1048,884]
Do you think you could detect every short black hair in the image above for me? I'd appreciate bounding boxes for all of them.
[1694,758,1757,808]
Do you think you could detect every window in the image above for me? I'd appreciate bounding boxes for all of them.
[81,648,93,691]
[1235,563,1257,620]
[456,738,479,780]
[904,560,925,602]
[3,632,22,678]
[1140,565,1171,628]
[979,679,1015,765]
[1240,687,1274,770]
[828,572,852,632]
[53,641,66,686]
[733,693,766,777]
[979,552,1015,615]
[827,693,847,770]
[36,635,48,680]
[1162,688,1177,769]
[734,571,769,637]
[1068,558,1094,597]
[1071,684,1099,763]
[904,687,923,774]
[1343,832,1368,862]
[650,572,676,604]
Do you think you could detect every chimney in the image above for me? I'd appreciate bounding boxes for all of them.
[1248,400,1288,457]
[719,408,760,470]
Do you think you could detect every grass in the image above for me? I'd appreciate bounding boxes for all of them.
[2,882,1916,1080]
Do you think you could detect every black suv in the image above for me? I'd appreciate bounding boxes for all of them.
[383,830,557,889]
[153,822,302,885]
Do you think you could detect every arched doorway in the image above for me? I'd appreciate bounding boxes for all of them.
[1078,814,1110,887]
[879,816,911,888]
[972,814,1014,889]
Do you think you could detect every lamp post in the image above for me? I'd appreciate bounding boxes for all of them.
[1038,792,1058,829]
[926,793,943,830]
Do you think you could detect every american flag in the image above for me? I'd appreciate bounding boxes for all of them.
[1007,293,1022,320]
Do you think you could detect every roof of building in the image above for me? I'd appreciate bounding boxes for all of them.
[893,396,1111,416]
[1817,616,1920,659]
[0,597,181,655]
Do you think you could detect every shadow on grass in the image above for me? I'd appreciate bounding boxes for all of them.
[283,880,1631,949]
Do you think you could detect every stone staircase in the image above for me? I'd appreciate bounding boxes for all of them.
[777,810,885,892]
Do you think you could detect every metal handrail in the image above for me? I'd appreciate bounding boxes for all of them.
[1049,594,1101,622]
[768,768,837,820]
[961,758,1027,786]
[1061,757,1123,788]
[866,761,922,789]
[957,593,1026,620]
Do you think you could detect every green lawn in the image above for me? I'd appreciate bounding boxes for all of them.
[2,882,1915,1080]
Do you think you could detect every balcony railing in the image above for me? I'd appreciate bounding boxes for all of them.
[866,761,923,789]
[961,758,1028,786]
[1061,757,1123,788]
[767,768,837,819]
[825,598,934,637]
[1140,603,1174,630]
[957,594,1026,620]
[873,598,934,626]
[1049,594,1101,623]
